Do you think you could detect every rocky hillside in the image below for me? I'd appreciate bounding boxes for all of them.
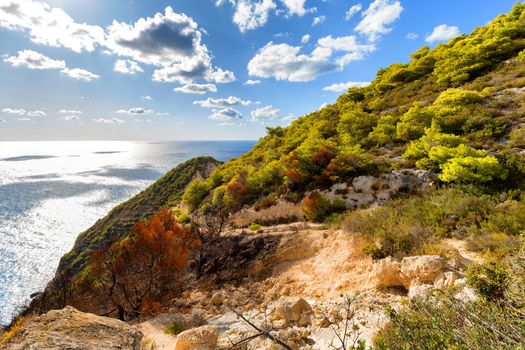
[5,4,525,350]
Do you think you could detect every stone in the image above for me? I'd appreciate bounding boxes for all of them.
[2,306,143,350]
[400,255,445,285]
[175,326,218,350]
[270,298,313,325]
[434,271,458,289]
[373,256,403,289]
[210,292,224,306]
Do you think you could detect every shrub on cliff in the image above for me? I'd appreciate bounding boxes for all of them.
[90,209,199,320]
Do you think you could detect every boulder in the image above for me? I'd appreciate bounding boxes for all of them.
[210,292,224,306]
[400,255,445,285]
[373,256,403,289]
[175,326,218,350]
[434,271,458,289]
[270,298,313,326]
[2,306,143,350]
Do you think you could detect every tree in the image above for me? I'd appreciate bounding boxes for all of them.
[90,209,198,320]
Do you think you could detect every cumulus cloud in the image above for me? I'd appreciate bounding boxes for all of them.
[0,0,104,53]
[355,0,403,42]
[116,107,154,115]
[114,59,143,74]
[232,0,277,32]
[4,50,65,70]
[250,105,280,122]
[27,110,46,117]
[425,24,460,43]
[2,108,26,115]
[248,37,374,82]
[92,118,126,124]
[174,83,217,94]
[61,68,100,81]
[312,15,326,26]
[244,79,261,85]
[280,0,310,16]
[194,96,251,108]
[206,68,236,83]
[346,4,362,20]
[323,81,371,92]
[209,107,243,121]
[301,34,311,43]
[406,32,418,40]
[106,6,233,85]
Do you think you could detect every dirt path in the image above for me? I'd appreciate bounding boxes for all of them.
[139,319,177,350]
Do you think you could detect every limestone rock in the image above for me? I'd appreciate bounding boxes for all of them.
[434,271,458,289]
[373,256,403,289]
[210,292,224,306]
[2,306,143,350]
[270,298,313,326]
[175,326,218,350]
[400,255,445,285]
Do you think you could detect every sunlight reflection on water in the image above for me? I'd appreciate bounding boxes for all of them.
[0,140,254,325]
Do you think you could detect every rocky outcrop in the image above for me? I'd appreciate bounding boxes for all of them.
[269,297,313,327]
[1,306,143,350]
[174,325,218,350]
[373,255,446,290]
[322,169,434,209]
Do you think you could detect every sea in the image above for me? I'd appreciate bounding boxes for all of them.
[0,140,255,326]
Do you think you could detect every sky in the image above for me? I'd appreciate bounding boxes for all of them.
[0,0,519,141]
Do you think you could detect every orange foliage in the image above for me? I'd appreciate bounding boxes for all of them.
[90,209,199,320]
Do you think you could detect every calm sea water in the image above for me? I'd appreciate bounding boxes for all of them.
[0,140,255,325]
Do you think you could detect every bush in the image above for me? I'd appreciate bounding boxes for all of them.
[302,191,331,222]
[248,223,262,231]
[466,260,510,300]
[165,321,186,335]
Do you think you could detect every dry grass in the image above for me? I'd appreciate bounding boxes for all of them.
[230,201,304,228]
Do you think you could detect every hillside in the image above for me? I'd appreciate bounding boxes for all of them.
[6,3,525,350]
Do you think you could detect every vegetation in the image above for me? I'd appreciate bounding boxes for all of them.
[164,321,186,336]
[181,3,525,218]
[89,209,199,321]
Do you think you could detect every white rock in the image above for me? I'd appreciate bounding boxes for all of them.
[175,326,218,350]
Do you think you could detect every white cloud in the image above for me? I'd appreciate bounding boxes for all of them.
[92,118,126,124]
[251,105,280,121]
[209,107,243,121]
[174,83,217,94]
[18,117,32,122]
[312,15,326,26]
[323,81,370,92]
[345,4,362,20]
[59,109,82,114]
[141,96,153,101]
[194,96,251,108]
[106,6,232,85]
[61,68,99,82]
[0,0,104,53]
[248,37,374,82]
[2,108,26,115]
[4,50,65,70]
[244,79,261,85]
[206,68,236,83]
[27,110,46,117]
[301,34,311,43]
[280,0,309,16]
[232,0,277,32]
[406,32,418,40]
[425,24,460,43]
[114,59,143,74]
[64,115,80,121]
[116,107,154,115]
[355,0,403,42]
[0,117,5,123]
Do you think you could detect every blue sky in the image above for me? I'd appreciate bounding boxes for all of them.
[0,0,518,141]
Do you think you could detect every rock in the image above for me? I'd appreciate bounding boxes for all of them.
[270,298,313,326]
[434,271,458,289]
[400,255,445,285]
[373,256,403,289]
[2,306,143,350]
[408,284,434,299]
[210,292,224,305]
[175,326,218,350]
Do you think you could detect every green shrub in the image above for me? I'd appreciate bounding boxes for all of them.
[466,260,509,300]
[302,191,331,222]
[248,223,262,231]
[165,321,186,335]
